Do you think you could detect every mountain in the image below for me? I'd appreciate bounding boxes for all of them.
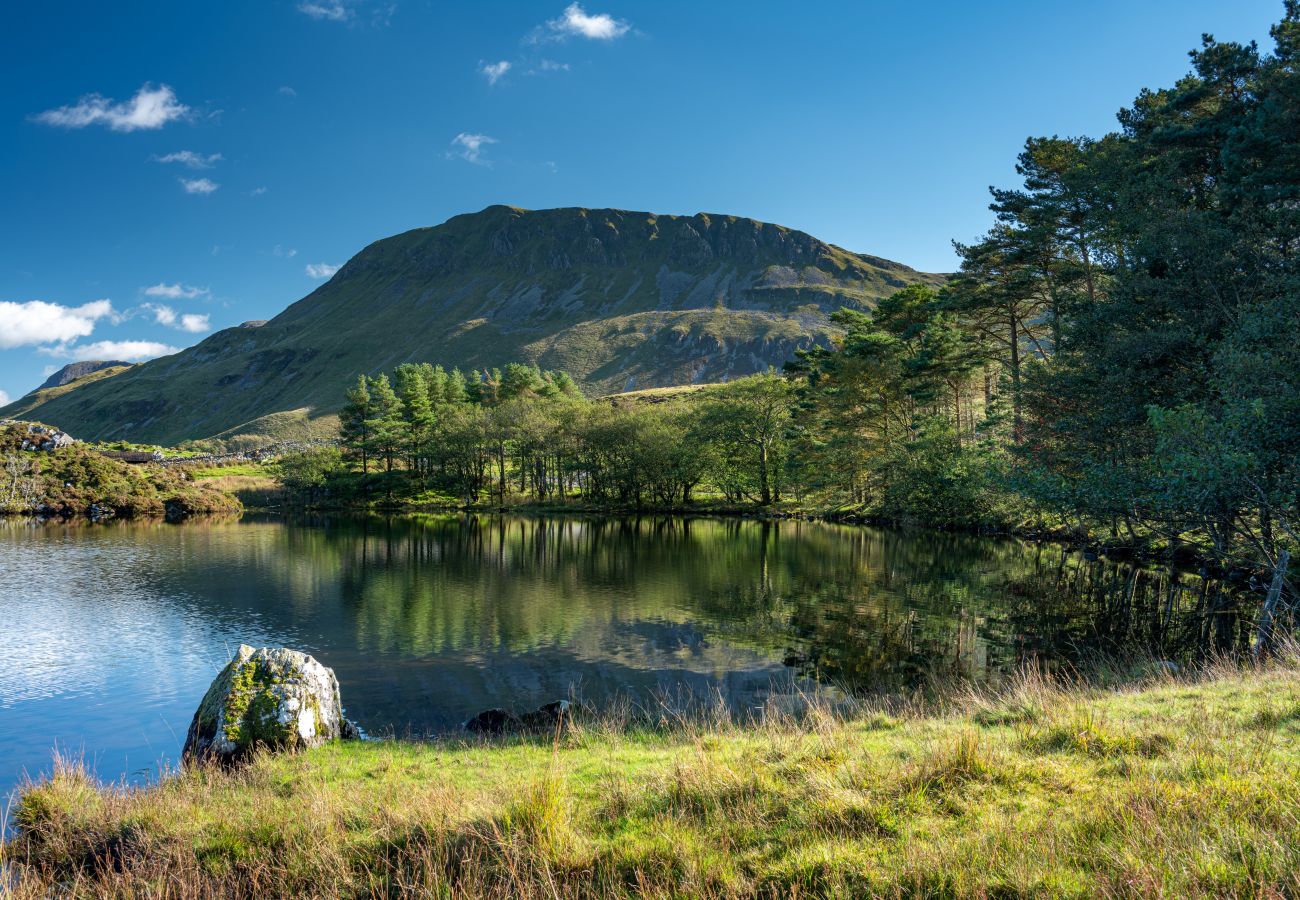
[2,363,134,423]
[0,206,943,445]
[38,360,131,391]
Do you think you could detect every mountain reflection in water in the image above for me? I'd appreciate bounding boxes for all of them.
[0,514,1250,797]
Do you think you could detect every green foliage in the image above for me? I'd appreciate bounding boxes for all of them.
[322,348,1009,522]
[872,418,1003,527]
[787,284,1005,522]
[693,373,793,505]
[937,5,1300,575]
[0,421,241,519]
[273,447,346,506]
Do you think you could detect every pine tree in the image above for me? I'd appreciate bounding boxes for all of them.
[446,368,470,406]
[365,374,403,497]
[339,375,372,475]
[396,365,434,481]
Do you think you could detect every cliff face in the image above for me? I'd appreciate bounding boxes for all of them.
[37,360,130,391]
[0,206,943,444]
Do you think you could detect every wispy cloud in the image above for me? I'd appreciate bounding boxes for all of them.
[297,0,394,25]
[40,340,180,362]
[273,245,297,258]
[34,84,188,132]
[305,263,341,279]
[480,60,511,85]
[278,85,298,97]
[0,299,115,349]
[180,177,219,195]
[535,3,630,42]
[143,303,210,333]
[143,283,209,300]
[249,186,268,196]
[298,0,350,21]
[449,132,497,165]
[154,150,222,169]
[537,59,571,72]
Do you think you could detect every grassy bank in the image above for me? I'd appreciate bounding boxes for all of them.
[183,461,281,509]
[7,660,1300,898]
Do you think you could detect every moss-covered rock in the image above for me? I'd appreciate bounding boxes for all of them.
[183,645,356,762]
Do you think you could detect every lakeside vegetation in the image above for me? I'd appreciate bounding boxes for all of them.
[0,421,241,521]
[7,655,1300,898]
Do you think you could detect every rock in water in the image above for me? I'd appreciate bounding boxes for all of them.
[519,700,571,732]
[465,700,573,735]
[463,708,522,735]
[183,645,352,762]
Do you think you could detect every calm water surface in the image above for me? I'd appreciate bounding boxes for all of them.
[0,514,1250,801]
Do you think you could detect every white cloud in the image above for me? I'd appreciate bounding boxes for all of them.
[278,85,298,97]
[480,60,511,85]
[543,3,629,40]
[40,340,180,362]
[0,389,10,406]
[0,299,115,349]
[273,245,297,258]
[249,186,268,196]
[306,262,341,279]
[34,84,189,132]
[154,150,222,169]
[147,304,177,327]
[180,177,219,195]
[143,302,211,333]
[143,282,208,300]
[538,59,571,72]
[449,132,497,165]
[178,313,210,333]
[298,1,350,21]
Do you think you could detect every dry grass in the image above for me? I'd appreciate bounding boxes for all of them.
[193,474,280,508]
[6,656,1300,898]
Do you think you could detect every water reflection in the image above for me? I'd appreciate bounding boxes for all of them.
[0,514,1251,798]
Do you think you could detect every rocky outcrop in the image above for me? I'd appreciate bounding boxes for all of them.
[183,645,358,762]
[465,700,572,735]
[16,423,76,451]
[37,361,130,391]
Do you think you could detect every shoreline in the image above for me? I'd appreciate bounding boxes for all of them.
[6,656,1298,897]
[4,493,1260,580]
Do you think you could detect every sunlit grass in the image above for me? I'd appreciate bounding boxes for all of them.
[6,656,1300,897]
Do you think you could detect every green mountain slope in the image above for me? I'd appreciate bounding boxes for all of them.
[1,364,133,421]
[0,206,942,445]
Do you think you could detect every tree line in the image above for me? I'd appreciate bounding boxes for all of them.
[285,362,794,510]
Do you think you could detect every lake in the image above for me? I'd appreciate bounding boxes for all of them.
[0,513,1250,802]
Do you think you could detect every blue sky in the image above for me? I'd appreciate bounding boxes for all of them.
[0,0,1284,404]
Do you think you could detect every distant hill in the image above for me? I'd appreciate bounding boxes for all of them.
[0,205,943,445]
[38,360,131,390]
[2,363,133,423]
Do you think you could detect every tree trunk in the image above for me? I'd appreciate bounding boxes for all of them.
[1008,304,1022,441]
[1255,549,1291,659]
